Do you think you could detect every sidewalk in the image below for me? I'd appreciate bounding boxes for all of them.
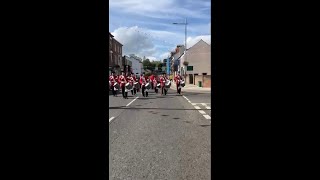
[170,83,211,92]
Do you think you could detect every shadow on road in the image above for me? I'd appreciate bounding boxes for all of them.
[137,97,157,100]
[109,107,203,111]
[200,124,211,127]
[182,92,211,96]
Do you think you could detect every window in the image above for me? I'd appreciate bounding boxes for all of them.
[187,66,193,71]
[203,73,207,75]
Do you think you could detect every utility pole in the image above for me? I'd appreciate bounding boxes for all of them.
[172,18,188,77]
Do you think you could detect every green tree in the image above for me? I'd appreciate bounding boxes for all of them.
[143,59,152,70]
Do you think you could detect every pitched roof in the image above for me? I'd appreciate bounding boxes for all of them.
[113,38,123,46]
[188,39,210,50]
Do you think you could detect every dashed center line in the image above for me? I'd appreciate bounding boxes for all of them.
[126,97,139,107]
[110,97,139,124]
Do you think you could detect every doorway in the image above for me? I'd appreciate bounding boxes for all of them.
[189,74,193,84]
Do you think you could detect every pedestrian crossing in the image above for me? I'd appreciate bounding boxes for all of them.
[182,95,211,120]
[191,103,211,110]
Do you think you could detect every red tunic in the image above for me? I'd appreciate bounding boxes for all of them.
[114,76,119,84]
[109,75,116,86]
[160,77,165,87]
[139,76,146,86]
[174,75,181,85]
[119,75,127,88]
[153,77,158,87]
[127,77,134,86]
[150,75,154,81]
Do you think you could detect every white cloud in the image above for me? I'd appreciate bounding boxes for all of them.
[110,0,210,20]
[111,26,156,58]
[160,52,170,60]
[187,23,211,35]
[187,35,211,49]
[111,25,211,61]
[147,56,157,61]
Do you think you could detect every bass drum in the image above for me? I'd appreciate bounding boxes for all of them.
[165,80,171,88]
[156,83,161,88]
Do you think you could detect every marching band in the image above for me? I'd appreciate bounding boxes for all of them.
[109,71,182,99]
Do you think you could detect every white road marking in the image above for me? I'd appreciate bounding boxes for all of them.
[198,110,206,114]
[126,97,139,107]
[183,95,190,101]
[181,96,211,119]
[109,117,115,123]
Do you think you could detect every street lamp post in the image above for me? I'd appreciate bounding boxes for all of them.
[173,18,187,77]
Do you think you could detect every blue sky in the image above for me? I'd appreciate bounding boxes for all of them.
[110,0,211,61]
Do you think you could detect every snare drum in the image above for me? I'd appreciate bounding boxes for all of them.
[113,82,120,90]
[165,80,171,88]
[133,82,139,89]
[145,83,151,90]
[125,83,132,90]
[180,80,185,87]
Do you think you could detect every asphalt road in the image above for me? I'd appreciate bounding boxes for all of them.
[109,89,211,180]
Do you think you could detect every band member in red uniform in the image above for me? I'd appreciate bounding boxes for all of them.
[153,75,159,93]
[174,72,183,94]
[164,73,169,95]
[149,74,154,89]
[134,73,140,92]
[160,74,166,95]
[119,71,128,99]
[127,73,136,96]
[139,73,147,97]
[109,72,117,96]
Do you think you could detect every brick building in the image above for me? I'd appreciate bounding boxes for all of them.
[109,32,123,75]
